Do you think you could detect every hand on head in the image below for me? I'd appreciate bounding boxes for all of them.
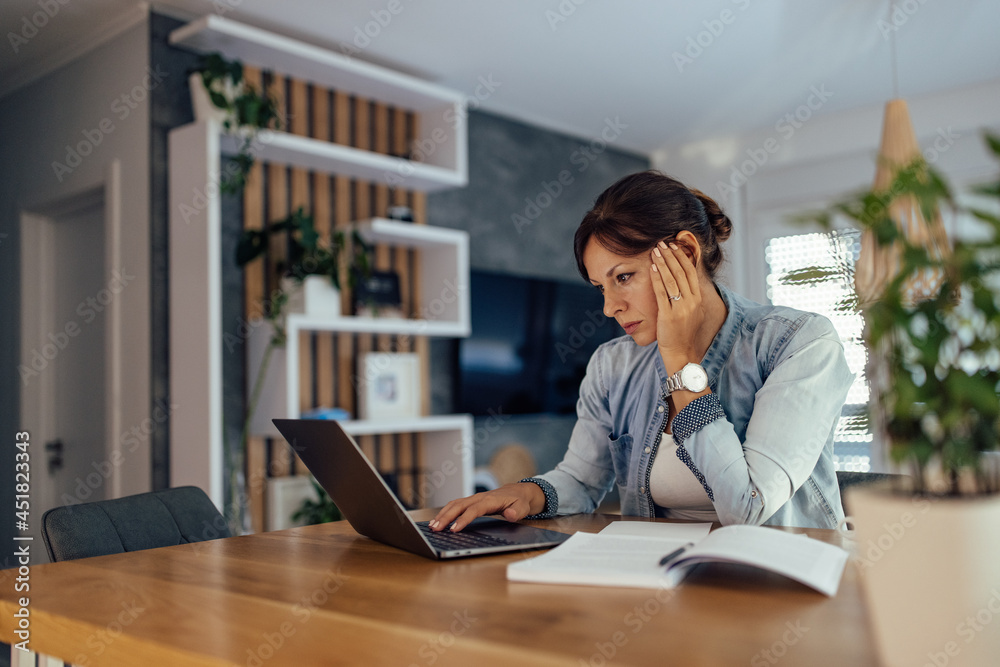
[429,482,545,532]
[649,233,707,369]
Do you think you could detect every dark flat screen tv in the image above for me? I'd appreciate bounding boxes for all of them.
[457,270,622,416]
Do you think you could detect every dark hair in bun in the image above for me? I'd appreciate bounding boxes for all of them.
[574,170,732,281]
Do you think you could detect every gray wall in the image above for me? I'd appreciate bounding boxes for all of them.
[430,110,648,282]
[150,13,211,490]
[428,110,647,492]
[0,21,152,566]
[149,13,252,505]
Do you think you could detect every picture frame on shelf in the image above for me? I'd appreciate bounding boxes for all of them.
[359,352,421,421]
[354,269,404,318]
[386,205,414,222]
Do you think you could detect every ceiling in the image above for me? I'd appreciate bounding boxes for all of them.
[3,0,999,156]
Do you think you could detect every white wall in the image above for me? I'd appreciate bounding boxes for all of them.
[0,19,152,501]
[652,78,1000,304]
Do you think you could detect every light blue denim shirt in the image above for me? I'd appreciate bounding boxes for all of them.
[533,284,854,529]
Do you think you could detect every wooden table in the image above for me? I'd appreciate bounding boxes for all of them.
[1,511,876,666]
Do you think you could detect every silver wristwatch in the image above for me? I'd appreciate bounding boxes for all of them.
[664,363,709,394]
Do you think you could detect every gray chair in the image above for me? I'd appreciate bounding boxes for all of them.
[41,486,231,562]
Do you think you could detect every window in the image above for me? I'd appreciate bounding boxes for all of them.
[764,229,874,471]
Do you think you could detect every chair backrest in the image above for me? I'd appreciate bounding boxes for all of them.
[41,486,231,562]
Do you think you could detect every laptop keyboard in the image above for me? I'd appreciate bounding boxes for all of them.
[416,522,515,551]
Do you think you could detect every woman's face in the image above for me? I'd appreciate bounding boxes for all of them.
[582,237,659,346]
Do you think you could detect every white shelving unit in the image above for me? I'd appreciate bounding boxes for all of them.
[218,131,464,192]
[265,413,472,530]
[345,416,474,510]
[170,15,467,192]
[167,17,471,511]
[247,218,470,437]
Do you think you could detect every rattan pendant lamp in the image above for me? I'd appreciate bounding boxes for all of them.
[857,1,952,473]
[853,1,950,306]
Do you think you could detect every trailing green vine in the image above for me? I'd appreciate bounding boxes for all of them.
[231,209,373,529]
[196,52,282,193]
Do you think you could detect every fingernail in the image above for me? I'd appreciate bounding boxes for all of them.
[651,264,658,273]
[429,520,438,529]
[669,243,678,250]
[654,247,661,257]
[449,522,458,531]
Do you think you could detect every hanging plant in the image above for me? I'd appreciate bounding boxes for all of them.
[194,53,282,194]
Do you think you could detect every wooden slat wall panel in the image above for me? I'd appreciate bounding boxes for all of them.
[409,116,431,422]
[243,70,436,530]
[391,107,416,504]
[351,97,376,466]
[333,92,354,421]
[406,112,427,492]
[242,69,267,533]
[289,80,312,476]
[265,72,292,481]
[312,87,335,415]
[242,65,266,318]
[372,102,394,478]
[289,79,309,137]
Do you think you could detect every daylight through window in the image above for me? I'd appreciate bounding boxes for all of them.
[765,229,873,472]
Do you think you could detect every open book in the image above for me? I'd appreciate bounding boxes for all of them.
[506,524,848,597]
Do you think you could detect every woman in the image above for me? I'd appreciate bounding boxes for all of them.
[431,171,853,532]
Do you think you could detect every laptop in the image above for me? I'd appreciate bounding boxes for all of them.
[272,418,571,559]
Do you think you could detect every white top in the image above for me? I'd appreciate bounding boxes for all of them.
[649,432,718,522]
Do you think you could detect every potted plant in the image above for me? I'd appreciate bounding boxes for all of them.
[190,53,282,193]
[235,206,373,317]
[797,133,1000,667]
[291,478,342,526]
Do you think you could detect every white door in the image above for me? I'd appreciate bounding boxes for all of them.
[20,188,113,558]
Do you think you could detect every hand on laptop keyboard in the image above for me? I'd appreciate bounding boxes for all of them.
[428,482,547,533]
[417,522,514,549]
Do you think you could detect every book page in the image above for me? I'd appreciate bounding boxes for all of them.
[507,532,690,589]
[668,525,848,596]
[507,525,848,596]
[599,521,712,541]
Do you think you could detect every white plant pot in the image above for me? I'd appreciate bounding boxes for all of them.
[188,73,231,124]
[281,276,342,317]
[845,484,1000,667]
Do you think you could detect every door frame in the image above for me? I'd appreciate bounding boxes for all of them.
[20,160,125,508]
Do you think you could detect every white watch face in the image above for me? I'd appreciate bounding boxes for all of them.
[680,363,708,392]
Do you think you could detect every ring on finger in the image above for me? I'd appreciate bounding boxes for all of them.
[669,294,681,301]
